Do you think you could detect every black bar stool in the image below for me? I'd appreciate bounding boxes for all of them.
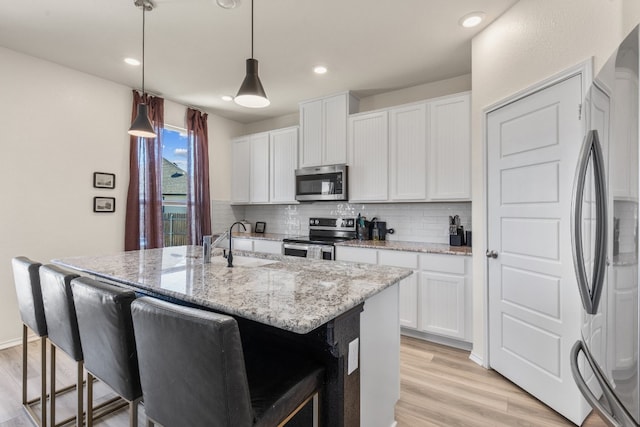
[130,297,325,427]
[39,264,84,426]
[71,277,142,427]
[11,257,48,426]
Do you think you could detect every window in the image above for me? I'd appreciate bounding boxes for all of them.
[161,126,189,247]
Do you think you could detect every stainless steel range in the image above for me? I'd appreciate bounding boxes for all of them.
[282,217,356,260]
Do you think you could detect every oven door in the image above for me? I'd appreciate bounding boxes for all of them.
[283,243,334,260]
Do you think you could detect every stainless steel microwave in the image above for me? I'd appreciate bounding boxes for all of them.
[295,164,348,201]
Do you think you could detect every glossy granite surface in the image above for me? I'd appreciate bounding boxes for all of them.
[334,239,472,256]
[231,232,473,256]
[54,246,412,334]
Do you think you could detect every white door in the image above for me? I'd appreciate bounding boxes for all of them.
[487,74,590,424]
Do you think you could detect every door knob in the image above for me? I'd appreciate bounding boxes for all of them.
[486,250,498,259]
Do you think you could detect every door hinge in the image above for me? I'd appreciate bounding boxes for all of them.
[578,103,582,120]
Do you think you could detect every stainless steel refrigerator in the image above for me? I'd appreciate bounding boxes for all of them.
[571,25,640,426]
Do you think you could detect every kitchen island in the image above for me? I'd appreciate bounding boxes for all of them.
[54,245,412,427]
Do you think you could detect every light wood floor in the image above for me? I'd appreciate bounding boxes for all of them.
[0,337,608,426]
[396,336,607,427]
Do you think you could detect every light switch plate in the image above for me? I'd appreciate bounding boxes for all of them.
[348,338,359,374]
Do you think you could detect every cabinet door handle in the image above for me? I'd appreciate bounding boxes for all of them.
[485,250,498,259]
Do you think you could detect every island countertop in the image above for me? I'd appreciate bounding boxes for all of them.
[53,245,412,335]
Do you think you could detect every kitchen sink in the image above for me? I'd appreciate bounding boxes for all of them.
[210,255,278,268]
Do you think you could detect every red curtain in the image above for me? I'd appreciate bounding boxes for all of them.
[186,108,212,245]
[125,90,165,251]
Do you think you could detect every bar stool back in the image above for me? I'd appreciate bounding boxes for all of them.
[131,297,324,427]
[11,257,47,426]
[39,264,83,426]
[71,277,142,427]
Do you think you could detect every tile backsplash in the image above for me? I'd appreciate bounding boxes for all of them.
[215,201,471,244]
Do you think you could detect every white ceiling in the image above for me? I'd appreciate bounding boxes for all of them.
[0,0,518,123]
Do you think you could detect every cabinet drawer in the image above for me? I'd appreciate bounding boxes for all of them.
[253,240,283,255]
[378,250,418,269]
[232,238,253,251]
[420,253,465,274]
[335,246,377,264]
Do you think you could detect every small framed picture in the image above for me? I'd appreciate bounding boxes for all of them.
[255,221,266,233]
[94,197,116,213]
[93,172,116,189]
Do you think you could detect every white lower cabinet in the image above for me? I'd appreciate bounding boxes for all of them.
[419,271,465,339]
[252,239,282,255]
[231,238,283,255]
[336,246,472,343]
[378,250,419,329]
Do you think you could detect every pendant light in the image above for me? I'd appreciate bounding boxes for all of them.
[128,0,157,138]
[234,0,270,108]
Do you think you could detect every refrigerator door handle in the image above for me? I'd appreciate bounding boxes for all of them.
[570,129,608,314]
[570,340,636,427]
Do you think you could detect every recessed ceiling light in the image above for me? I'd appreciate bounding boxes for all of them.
[314,66,328,74]
[221,95,233,101]
[459,12,485,28]
[216,0,240,9]
[124,57,141,66]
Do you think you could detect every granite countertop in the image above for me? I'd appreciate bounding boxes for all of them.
[53,246,412,335]
[230,232,292,241]
[231,232,473,256]
[335,239,472,256]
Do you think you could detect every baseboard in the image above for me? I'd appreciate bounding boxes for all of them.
[469,351,485,367]
[400,328,472,351]
[0,336,23,350]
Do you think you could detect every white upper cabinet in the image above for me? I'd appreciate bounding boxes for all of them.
[345,92,470,204]
[299,92,359,168]
[348,110,389,201]
[249,132,270,203]
[389,103,428,201]
[231,127,298,205]
[269,126,298,203]
[427,93,471,200]
[231,136,250,204]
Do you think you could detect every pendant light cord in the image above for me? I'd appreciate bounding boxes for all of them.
[142,4,146,96]
[251,0,254,59]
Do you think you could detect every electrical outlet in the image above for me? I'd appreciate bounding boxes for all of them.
[348,338,359,374]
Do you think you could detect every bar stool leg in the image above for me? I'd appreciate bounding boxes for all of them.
[130,399,139,427]
[40,336,47,427]
[21,325,27,405]
[50,343,56,427]
[87,372,94,427]
[77,361,84,426]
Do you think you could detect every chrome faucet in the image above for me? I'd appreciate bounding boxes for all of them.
[202,235,213,263]
[227,221,247,267]
[212,231,229,249]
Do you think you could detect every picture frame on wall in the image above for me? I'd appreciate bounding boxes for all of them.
[93,172,115,189]
[94,197,116,213]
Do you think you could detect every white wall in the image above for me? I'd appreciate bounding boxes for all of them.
[470,0,640,364]
[0,47,131,346]
[0,46,241,346]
